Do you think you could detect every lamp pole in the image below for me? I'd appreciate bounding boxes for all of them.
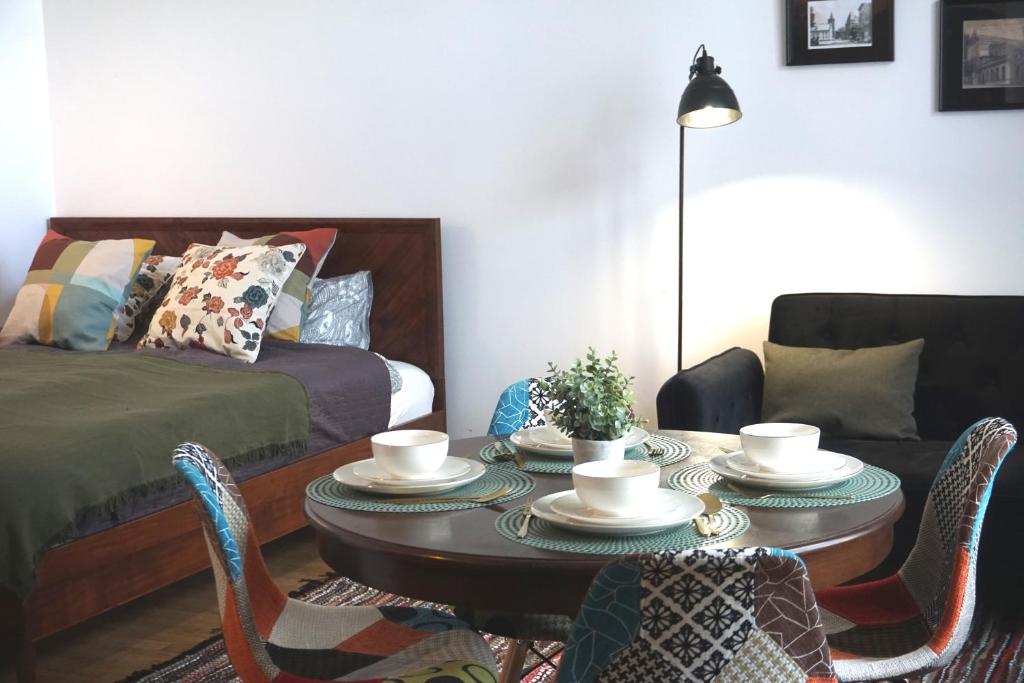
[678,126,686,373]
[676,44,742,372]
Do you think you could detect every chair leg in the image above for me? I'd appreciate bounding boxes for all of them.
[499,638,530,683]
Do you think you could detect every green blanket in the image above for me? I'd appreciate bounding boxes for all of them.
[0,348,310,599]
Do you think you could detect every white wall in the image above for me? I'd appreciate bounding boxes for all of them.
[39,1,1024,436]
[0,0,54,320]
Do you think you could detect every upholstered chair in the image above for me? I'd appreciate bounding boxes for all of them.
[558,548,836,682]
[172,442,499,683]
[487,377,553,438]
[815,417,1017,681]
[470,377,571,682]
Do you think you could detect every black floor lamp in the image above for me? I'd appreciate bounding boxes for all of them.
[676,44,742,371]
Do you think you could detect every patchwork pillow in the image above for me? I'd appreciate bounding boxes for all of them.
[0,229,154,351]
[112,255,182,342]
[300,271,373,349]
[217,228,337,342]
[139,242,306,363]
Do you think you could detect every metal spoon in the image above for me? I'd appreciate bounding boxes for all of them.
[698,492,724,516]
[697,492,725,534]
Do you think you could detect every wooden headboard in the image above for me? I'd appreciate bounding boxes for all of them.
[49,217,446,411]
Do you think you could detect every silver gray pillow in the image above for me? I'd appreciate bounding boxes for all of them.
[375,352,404,395]
[301,271,373,350]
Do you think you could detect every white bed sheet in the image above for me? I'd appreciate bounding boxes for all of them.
[388,360,436,427]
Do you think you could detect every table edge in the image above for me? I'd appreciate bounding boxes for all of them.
[304,488,905,567]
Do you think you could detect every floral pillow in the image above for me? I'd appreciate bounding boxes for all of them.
[138,242,306,363]
[112,255,181,342]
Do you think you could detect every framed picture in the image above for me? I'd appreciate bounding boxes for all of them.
[786,0,895,66]
[940,0,1024,111]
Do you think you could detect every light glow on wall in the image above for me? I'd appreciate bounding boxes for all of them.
[681,175,934,368]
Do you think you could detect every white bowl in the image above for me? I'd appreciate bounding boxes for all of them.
[370,430,449,480]
[739,423,821,474]
[571,460,661,517]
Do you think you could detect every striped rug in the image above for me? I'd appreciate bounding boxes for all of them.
[120,574,1023,683]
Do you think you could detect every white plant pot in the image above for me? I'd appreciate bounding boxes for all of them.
[571,436,627,465]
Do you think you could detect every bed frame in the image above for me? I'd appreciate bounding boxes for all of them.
[1,218,445,683]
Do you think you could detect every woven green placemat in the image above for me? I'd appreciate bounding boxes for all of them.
[480,434,692,474]
[667,463,901,508]
[306,466,534,513]
[494,504,749,555]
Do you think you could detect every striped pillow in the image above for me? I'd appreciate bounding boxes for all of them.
[0,230,154,351]
[217,228,337,342]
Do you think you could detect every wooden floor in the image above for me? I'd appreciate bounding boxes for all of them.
[0,528,329,683]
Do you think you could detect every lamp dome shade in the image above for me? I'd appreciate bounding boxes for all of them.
[677,73,742,129]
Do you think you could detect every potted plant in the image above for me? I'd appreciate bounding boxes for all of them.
[540,348,644,464]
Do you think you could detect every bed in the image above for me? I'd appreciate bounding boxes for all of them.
[0,217,445,683]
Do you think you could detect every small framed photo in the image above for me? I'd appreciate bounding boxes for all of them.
[939,0,1024,111]
[786,0,895,66]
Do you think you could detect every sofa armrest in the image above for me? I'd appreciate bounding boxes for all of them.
[656,347,764,433]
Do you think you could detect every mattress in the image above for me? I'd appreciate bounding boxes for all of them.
[388,360,436,427]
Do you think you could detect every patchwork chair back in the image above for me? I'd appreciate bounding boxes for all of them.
[484,377,580,681]
[815,417,1017,681]
[172,442,498,683]
[488,377,553,437]
[557,548,836,682]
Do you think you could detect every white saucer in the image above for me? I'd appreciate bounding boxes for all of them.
[334,458,485,495]
[531,490,703,536]
[352,457,471,484]
[708,451,863,490]
[527,425,573,448]
[510,427,650,457]
[549,489,703,525]
[725,450,846,478]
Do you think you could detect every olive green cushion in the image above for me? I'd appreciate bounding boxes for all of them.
[762,339,925,440]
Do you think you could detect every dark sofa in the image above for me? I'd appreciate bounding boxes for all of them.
[656,293,1023,605]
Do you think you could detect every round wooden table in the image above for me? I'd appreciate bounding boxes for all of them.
[306,430,904,618]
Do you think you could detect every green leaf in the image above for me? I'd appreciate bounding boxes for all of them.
[542,348,644,440]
